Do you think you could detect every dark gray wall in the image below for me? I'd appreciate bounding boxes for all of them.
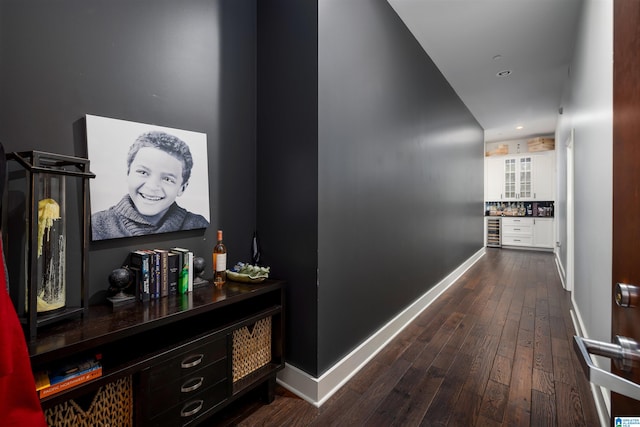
[317,0,484,375]
[0,0,257,302]
[256,0,320,375]
[258,0,484,377]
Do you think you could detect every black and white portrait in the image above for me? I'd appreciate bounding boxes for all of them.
[86,115,210,241]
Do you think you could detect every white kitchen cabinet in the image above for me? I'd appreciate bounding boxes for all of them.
[485,156,505,201]
[501,217,554,249]
[484,151,555,201]
[532,217,554,248]
[531,151,556,200]
[501,217,533,246]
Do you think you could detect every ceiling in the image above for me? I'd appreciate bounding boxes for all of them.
[387,0,583,143]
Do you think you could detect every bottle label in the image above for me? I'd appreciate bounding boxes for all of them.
[215,253,227,272]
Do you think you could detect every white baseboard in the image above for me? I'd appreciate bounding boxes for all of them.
[569,305,611,426]
[276,247,486,407]
[555,252,567,290]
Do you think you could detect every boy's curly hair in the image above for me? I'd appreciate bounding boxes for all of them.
[127,131,193,184]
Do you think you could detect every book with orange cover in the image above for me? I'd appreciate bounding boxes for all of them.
[35,354,103,399]
[38,366,102,398]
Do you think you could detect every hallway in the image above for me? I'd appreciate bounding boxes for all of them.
[212,249,601,426]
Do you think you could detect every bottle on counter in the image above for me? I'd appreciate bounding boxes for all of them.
[213,230,227,287]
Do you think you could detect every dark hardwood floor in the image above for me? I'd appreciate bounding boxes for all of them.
[208,248,602,426]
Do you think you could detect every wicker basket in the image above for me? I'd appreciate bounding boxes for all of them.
[44,376,133,427]
[232,316,272,382]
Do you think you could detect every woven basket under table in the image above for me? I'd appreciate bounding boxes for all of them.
[232,316,272,382]
[44,376,133,427]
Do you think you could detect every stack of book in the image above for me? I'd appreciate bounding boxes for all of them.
[35,354,102,399]
[128,248,195,302]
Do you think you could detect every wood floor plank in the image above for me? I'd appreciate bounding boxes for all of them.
[534,325,554,373]
[531,387,557,426]
[555,381,587,427]
[462,334,500,396]
[532,367,555,396]
[502,402,531,427]
[517,326,534,349]
[490,354,513,386]
[346,359,388,395]
[572,362,602,425]
[496,319,519,359]
[488,296,512,334]
[520,306,536,334]
[479,379,509,423]
[524,286,538,309]
[508,344,533,411]
[369,365,427,425]
[549,315,569,340]
[452,388,485,425]
[340,358,411,424]
[420,352,474,426]
[307,387,360,427]
[390,365,446,427]
[477,414,504,427]
[553,354,575,386]
[431,316,470,365]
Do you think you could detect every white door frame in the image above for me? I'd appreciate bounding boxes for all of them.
[566,128,575,292]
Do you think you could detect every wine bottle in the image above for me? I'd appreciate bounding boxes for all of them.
[213,230,227,286]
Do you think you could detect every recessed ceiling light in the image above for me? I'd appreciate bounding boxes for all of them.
[516,125,524,130]
[497,70,512,77]
[492,54,503,61]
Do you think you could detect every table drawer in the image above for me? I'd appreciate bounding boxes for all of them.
[150,379,227,427]
[146,357,227,415]
[502,225,532,235]
[502,235,533,246]
[147,336,227,389]
[501,217,532,226]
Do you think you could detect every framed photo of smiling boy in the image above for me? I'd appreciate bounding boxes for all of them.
[86,115,211,241]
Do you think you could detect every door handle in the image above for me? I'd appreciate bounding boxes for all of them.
[616,282,640,308]
[573,335,640,400]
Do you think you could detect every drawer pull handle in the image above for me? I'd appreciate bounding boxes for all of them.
[181,377,204,393]
[181,354,204,369]
[513,228,521,231]
[181,399,204,418]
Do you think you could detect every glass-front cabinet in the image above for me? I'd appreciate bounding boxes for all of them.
[504,158,517,199]
[485,151,556,202]
[518,156,532,199]
[498,155,538,201]
[504,156,532,199]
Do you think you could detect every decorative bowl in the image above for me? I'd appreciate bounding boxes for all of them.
[226,270,267,284]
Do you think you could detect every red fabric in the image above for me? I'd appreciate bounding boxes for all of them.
[0,242,47,427]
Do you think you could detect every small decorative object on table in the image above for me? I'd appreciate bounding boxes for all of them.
[192,256,208,288]
[226,262,270,284]
[107,268,136,306]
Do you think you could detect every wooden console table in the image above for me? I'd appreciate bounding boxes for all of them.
[28,279,285,426]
